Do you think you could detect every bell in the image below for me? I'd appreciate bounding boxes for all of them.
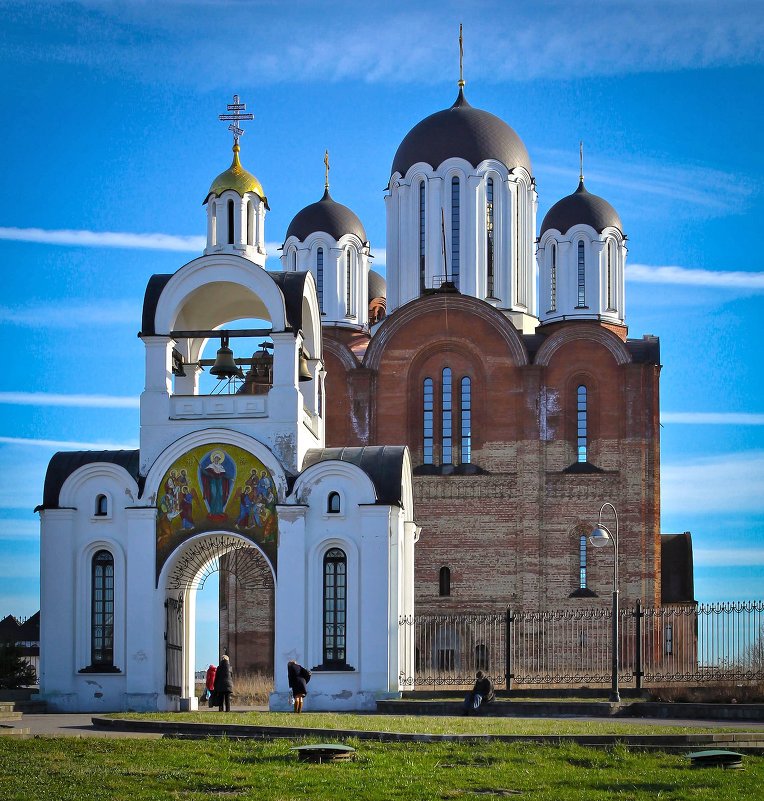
[210,337,244,380]
[298,349,312,382]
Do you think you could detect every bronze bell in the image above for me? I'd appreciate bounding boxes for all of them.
[210,337,244,379]
[251,345,273,386]
[298,349,312,382]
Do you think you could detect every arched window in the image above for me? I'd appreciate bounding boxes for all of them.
[460,377,471,464]
[486,178,494,297]
[577,385,588,462]
[423,378,434,465]
[607,239,616,310]
[227,199,235,244]
[451,176,460,288]
[91,550,114,667]
[323,548,346,667]
[211,206,217,245]
[316,247,324,311]
[95,494,108,516]
[419,180,426,293]
[579,534,588,589]
[290,248,297,271]
[515,185,521,302]
[247,200,254,246]
[439,566,451,597]
[577,240,586,307]
[345,249,353,316]
[550,243,557,311]
[442,368,452,464]
[475,643,489,670]
[327,491,341,514]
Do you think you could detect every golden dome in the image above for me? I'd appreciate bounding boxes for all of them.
[205,143,269,208]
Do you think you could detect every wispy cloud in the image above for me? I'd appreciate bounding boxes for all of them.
[629,264,764,290]
[0,392,139,409]
[662,451,764,515]
[1,300,137,328]
[694,548,764,568]
[0,226,206,252]
[662,412,764,425]
[0,519,40,542]
[0,436,138,450]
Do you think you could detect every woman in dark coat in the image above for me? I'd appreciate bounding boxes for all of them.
[287,660,311,713]
[213,654,233,712]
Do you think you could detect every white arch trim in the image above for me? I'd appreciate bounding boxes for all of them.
[534,325,632,367]
[59,463,140,510]
[292,460,378,507]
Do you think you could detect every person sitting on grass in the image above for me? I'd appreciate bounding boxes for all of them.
[463,670,495,715]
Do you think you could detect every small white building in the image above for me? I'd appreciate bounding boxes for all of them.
[36,115,417,713]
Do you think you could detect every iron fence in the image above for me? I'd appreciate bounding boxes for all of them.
[399,601,764,689]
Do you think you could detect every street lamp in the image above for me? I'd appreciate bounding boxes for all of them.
[590,502,620,703]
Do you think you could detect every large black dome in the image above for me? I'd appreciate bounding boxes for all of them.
[541,180,622,235]
[285,189,367,243]
[391,88,531,177]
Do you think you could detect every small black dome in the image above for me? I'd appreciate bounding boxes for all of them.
[285,189,367,243]
[392,88,531,177]
[540,180,622,235]
[368,270,386,302]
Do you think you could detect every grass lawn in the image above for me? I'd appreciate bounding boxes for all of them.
[112,710,752,736]
[1,737,762,800]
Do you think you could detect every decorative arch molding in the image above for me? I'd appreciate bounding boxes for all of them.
[142,428,288,504]
[59,463,140,510]
[292,460,377,508]
[364,294,528,371]
[153,253,289,335]
[535,325,632,367]
[323,337,361,372]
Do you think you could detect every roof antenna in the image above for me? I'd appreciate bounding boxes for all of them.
[458,23,465,88]
[579,140,584,184]
[324,149,330,192]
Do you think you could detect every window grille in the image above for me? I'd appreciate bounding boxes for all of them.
[419,181,426,293]
[579,534,587,588]
[577,385,588,462]
[346,249,352,316]
[460,377,471,464]
[316,247,324,311]
[323,548,347,666]
[423,378,434,465]
[550,243,557,311]
[442,368,453,464]
[92,550,114,667]
[451,177,460,288]
[486,178,494,297]
[577,240,586,307]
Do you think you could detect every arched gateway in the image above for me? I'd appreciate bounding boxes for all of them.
[37,97,417,713]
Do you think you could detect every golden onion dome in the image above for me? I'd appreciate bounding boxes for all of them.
[204,143,269,208]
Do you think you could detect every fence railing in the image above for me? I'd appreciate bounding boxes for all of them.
[399,601,764,689]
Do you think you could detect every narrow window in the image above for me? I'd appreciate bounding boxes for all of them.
[95,494,108,517]
[247,200,254,245]
[460,377,471,464]
[92,550,114,667]
[451,176,460,289]
[316,247,324,311]
[442,368,452,464]
[419,180,426,293]
[327,491,341,514]
[475,643,489,670]
[577,240,586,307]
[291,248,296,271]
[665,624,674,655]
[550,243,557,311]
[607,240,615,310]
[323,548,346,666]
[439,566,451,597]
[346,249,352,316]
[423,378,434,465]
[227,199,235,244]
[515,185,521,303]
[579,534,587,589]
[211,206,217,245]
[486,178,494,297]
[577,385,588,462]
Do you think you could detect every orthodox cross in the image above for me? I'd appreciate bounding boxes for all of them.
[458,23,465,87]
[324,149,330,190]
[579,140,584,182]
[219,94,254,146]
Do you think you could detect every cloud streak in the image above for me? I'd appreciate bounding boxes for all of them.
[0,226,206,252]
[662,412,764,425]
[629,264,764,290]
[694,548,764,568]
[0,436,138,451]
[0,392,139,409]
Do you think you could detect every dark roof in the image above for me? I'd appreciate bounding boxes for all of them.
[391,88,531,177]
[0,614,20,642]
[269,271,312,332]
[285,189,366,243]
[540,179,622,235]
[626,335,661,365]
[301,446,409,507]
[140,274,173,336]
[661,533,695,603]
[17,612,39,641]
[39,450,140,510]
[368,270,387,302]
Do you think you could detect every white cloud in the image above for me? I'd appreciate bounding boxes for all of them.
[0,553,39,580]
[661,412,764,425]
[0,436,138,450]
[1,301,137,328]
[0,519,40,542]
[0,226,205,252]
[662,451,764,515]
[629,264,764,290]
[694,548,764,568]
[0,392,139,409]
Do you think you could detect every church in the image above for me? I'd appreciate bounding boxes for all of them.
[36,55,693,711]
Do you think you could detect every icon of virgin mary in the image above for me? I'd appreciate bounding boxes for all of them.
[199,449,233,521]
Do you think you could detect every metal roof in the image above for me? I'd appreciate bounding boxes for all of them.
[540,180,623,235]
[368,270,387,302]
[284,189,366,243]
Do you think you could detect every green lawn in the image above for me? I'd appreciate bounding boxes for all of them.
[1,737,762,800]
[112,710,751,736]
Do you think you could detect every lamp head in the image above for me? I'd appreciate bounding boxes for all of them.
[589,526,612,548]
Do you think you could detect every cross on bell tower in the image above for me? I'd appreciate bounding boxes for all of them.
[219,94,254,145]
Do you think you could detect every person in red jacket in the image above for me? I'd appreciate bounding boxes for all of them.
[204,664,216,701]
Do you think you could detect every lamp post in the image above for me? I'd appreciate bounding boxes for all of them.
[589,502,620,703]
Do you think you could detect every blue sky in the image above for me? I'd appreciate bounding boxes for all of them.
[1,1,763,667]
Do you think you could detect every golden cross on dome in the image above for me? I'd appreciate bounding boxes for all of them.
[219,94,254,146]
[458,23,465,88]
[579,140,584,182]
[324,149,330,190]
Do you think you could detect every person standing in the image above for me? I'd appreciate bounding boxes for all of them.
[287,659,311,713]
[214,654,234,712]
[204,663,216,702]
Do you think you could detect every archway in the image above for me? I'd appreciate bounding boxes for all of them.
[162,532,275,705]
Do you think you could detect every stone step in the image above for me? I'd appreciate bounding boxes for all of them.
[0,712,24,723]
[0,725,30,737]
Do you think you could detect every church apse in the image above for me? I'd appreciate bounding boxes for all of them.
[156,442,278,579]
